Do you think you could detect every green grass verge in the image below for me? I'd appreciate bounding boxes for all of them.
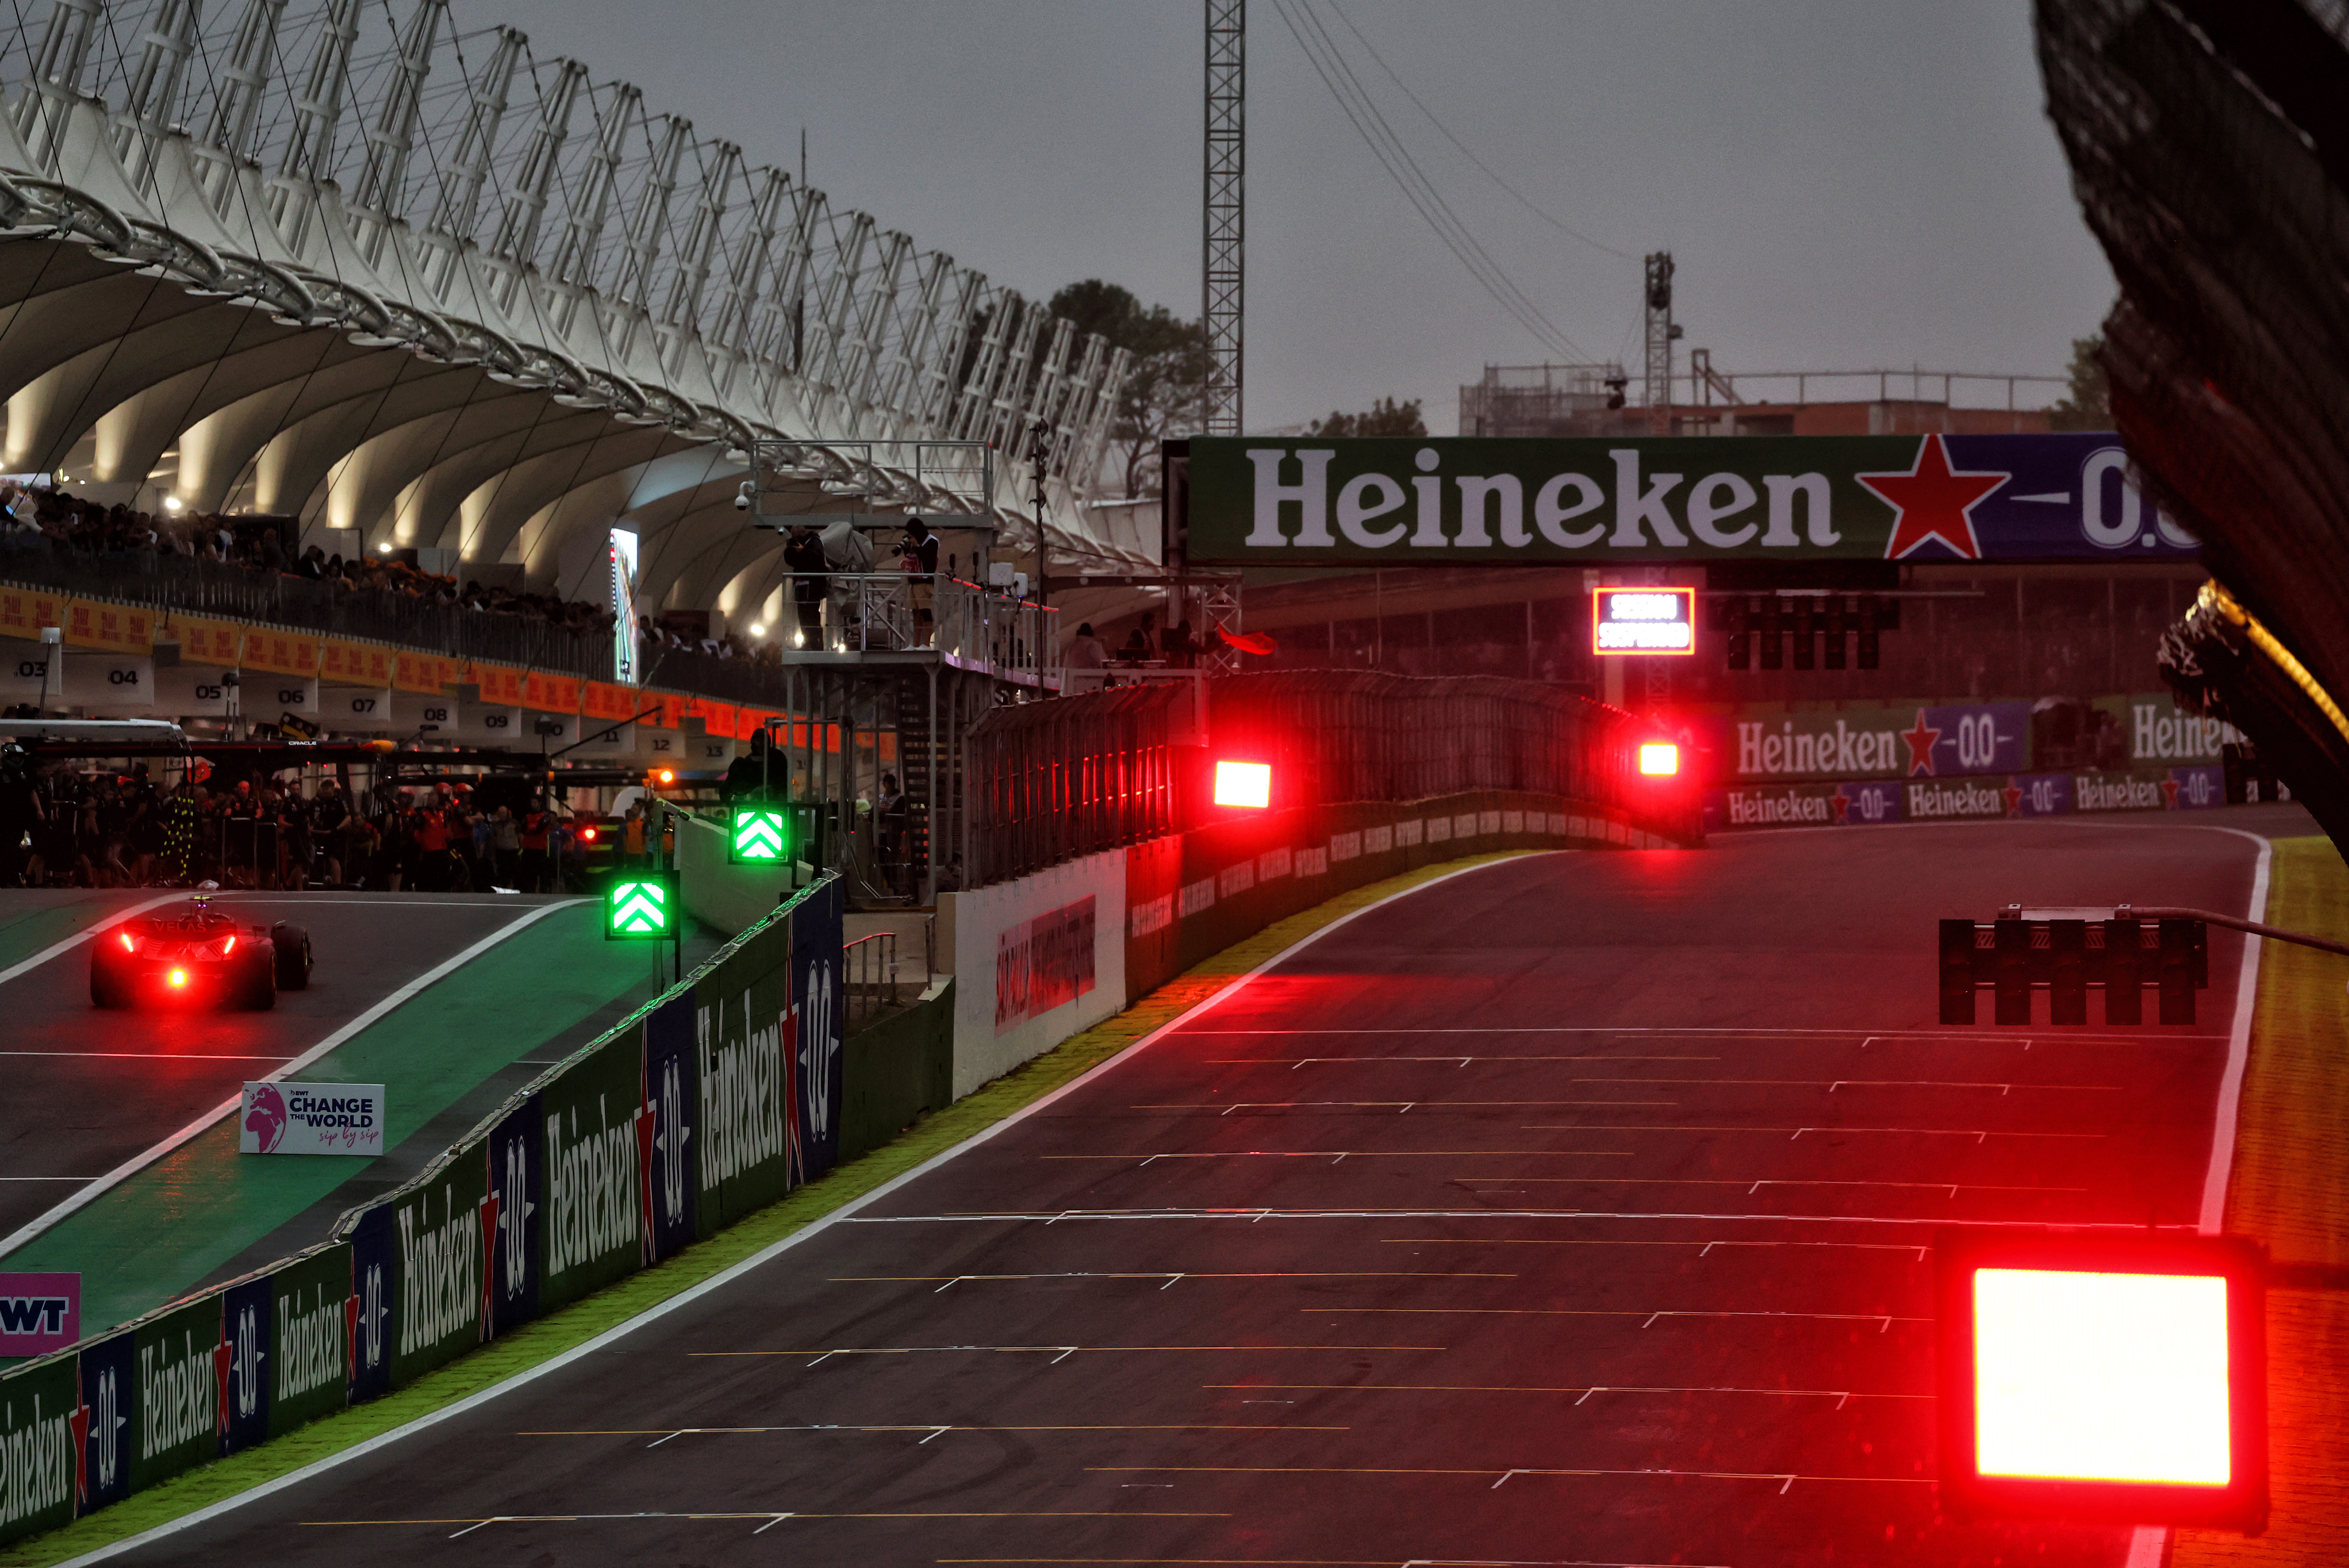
[2174,835,2349,1568]
[2,850,1537,1566]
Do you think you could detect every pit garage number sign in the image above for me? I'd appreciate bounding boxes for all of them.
[1592,586,1695,656]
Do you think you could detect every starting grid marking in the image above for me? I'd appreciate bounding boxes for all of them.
[847,1206,2192,1231]
[1206,1382,1930,1406]
[691,1344,1451,1366]
[294,1510,1231,1537]
[1136,1082,2120,1114]
[830,1271,1515,1292]
[1303,1307,1925,1331]
[1176,1025,2228,1044]
[1087,1464,1933,1495]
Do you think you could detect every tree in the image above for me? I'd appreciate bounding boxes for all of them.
[1047,280,1208,498]
[1305,397,1427,439]
[2048,334,2110,431]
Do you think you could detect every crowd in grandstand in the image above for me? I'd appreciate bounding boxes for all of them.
[0,481,615,641]
[0,762,584,893]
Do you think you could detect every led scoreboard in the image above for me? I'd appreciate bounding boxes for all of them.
[1592,586,1696,656]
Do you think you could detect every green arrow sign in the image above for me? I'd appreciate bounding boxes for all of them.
[729,807,787,863]
[604,874,676,941]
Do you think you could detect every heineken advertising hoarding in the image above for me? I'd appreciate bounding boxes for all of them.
[1706,765,2224,833]
[1181,434,2196,566]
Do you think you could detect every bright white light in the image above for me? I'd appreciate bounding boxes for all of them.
[1609,592,1683,620]
[1973,1267,2231,1486]
[1637,743,1680,776]
[1597,621,1694,651]
[791,630,805,648]
[748,623,767,637]
[376,542,392,554]
[1213,759,1272,810]
[163,495,183,512]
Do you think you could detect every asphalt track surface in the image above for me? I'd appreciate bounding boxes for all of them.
[0,893,559,1244]
[115,820,2267,1568]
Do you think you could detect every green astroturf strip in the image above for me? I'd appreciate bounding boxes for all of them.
[0,893,137,972]
[1,904,648,1336]
[0,851,1536,1567]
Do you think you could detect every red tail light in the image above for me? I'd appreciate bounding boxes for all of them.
[167,968,188,988]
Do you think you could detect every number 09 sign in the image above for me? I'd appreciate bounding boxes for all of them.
[1592,586,1695,656]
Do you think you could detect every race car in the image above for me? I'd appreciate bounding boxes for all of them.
[90,897,312,1010]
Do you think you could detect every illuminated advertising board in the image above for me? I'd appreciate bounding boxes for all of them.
[1592,586,1695,656]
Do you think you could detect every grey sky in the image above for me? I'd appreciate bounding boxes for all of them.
[471,0,2114,438]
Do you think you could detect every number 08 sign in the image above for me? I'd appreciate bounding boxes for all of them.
[1592,586,1695,656]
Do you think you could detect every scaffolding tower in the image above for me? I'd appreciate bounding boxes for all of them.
[1203,0,1245,436]
[1644,251,1680,436]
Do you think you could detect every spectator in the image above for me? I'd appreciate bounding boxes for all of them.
[489,804,520,888]
[622,802,648,867]
[1066,622,1109,670]
[1117,623,1154,662]
[783,524,829,647]
[900,520,938,646]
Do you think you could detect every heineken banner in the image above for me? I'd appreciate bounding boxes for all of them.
[0,1353,76,1541]
[1703,702,2030,784]
[1182,434,2197,565]
[385,1154,488,1389]
[265,1246,349,1440]
[219,1276,270,1455]
[129,1296,218,1491]
[486,1095,544,1337]
[536,1031,648,1314]
[1705,765,2223,832]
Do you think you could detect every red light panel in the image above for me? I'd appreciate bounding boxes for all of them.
[1213,760,1272,810]
[581,826,598,842]
[1934,1228,2267,1530]
[1637,742,1680,777]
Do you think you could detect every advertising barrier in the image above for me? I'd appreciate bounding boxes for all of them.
[0,875,844,1549]
[1703,765,2226,833]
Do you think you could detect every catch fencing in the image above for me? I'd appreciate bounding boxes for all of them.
[963,669,1684,887]
[0,877,844,1548]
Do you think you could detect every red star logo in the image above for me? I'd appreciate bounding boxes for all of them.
[2161,776,2181,809]
[635,1105,659,1264]
[68,1399,89,1505]
[1900,710,1942,777]
[1830,792,1851,824]
[478,1193,501,1338]
[2003,783,2024,817]
[1858,434,2008,560]
[213,1338,234,1436]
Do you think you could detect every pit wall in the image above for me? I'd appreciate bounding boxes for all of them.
[0,877,847,1548]
[940,790,1688,1097]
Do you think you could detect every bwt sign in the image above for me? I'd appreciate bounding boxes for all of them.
[1179,434,2199,566]
[0,1273,79,1356]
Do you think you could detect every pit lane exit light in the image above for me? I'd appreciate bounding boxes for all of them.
[1213,759,1272,809]
[1935,1229,2267,1530]
[1593,586,1696,656]
[1637,742,1681,776]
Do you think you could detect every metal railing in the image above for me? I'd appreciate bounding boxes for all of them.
[844,930,904,1032]
[785,574,1059,685]
[965,682,1182,887]
[0,544,612,678]
[965,668,1692,888]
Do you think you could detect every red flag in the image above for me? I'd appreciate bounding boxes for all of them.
[1216,626,1278,656]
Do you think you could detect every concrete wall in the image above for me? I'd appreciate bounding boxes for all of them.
[938,849,1129,1098]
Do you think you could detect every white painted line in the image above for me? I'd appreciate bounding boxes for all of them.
[55,854,1542,1564]
[0,893,189,990]
[0,898,588,1263]
[844,1206,2208,1232]
[2200,835,2272,1233]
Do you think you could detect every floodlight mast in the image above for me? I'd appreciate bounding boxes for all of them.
[1203,0,1244,437]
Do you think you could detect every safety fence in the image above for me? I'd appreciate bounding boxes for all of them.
[963,670,1684,888]
[964,684,1184,886]
[0,877,845,1547]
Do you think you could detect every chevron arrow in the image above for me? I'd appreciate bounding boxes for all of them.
[610,882,668,933]
[732,811,786,861]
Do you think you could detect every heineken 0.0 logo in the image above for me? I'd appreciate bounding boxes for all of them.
[604,875,677,941]
[729,808,787,864]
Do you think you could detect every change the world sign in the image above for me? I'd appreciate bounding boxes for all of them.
[1179,434,2197,566]
[239,1081,386,1156]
